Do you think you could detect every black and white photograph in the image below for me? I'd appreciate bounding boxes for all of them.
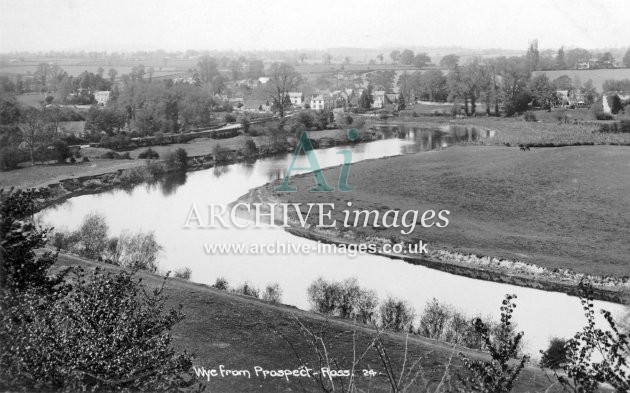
[1,0,629,392]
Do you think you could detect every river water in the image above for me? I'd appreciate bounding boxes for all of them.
[38,124,626,355]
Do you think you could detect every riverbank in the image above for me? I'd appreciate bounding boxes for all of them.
[53,253,562,393]
[239,144,630,304]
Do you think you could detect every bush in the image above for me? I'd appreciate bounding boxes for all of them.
[523,111,537,122]
[138,147,160,159]
[242,138,257,159]
[456,294,528,393]
[307,277,378,323]
[76,212,109,260]
[540,337,567,369]
[212,277,229,290]
[379,296,415,333]
[116,230,162,272]
[81,156,89,162]
[173,267,192,280]
[164,148,188,171]
[232,282,260,298]
[224,113,236,123]
[262,282,282,304]
[51,139,72,163]
[0,189,197,392]
[418,298,451,339]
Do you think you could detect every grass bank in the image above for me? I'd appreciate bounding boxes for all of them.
[54,254,560,393]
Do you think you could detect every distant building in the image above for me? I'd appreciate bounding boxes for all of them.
[372,91,386,109]
[288,92,304,106]
[310,94,333,110]
[94,91,111,106]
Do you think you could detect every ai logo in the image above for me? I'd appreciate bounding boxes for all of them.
[274,128,359,193]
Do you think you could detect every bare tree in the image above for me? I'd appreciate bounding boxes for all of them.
[266,62,301,119]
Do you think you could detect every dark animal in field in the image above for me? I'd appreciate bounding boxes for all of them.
[518,144,531,151]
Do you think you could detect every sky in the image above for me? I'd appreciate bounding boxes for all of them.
[0,0,628,53]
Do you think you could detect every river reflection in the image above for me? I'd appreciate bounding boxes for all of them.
[38,125,623,355]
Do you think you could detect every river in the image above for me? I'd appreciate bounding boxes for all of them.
[38,124,626,355]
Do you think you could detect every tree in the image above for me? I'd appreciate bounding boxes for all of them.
[358,88,373,109]
[529,73,557,109]
[0,192,197,392]
[298,53,307,64]
[377,53,384,64]
[265,62,301,119]
[540,337,567,369]
[498,56,532,116]
[116,230,162,272]
[33,63,51,89]
[440,54,460,69]
[525,39,540,71]
[400,49,415,65]
[623,48,630,68]
[21,109,49,164]
[412,53,431,68]
[566,48,591,69]
[390,50,401,64]
[556,46,567,69]
[322,53,332,65]
[77,212,109,260]
[196,55,219,84]
[418,69,448,102]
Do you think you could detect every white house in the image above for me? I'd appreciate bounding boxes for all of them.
[372,91,386,109]
[310,94,333,110]
[288,92,304,106]
[94,91,111,106]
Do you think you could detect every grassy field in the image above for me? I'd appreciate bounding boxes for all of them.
[273,145,630,277]
[532,68,630,92]
[457,116,630,146]
[0,159,146,189]
[53,254,559,393]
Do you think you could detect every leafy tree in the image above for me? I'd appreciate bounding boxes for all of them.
[116,230,162,272]
[377,53,384,64]
[419,298,451,339]
[400,49,415,65]
[108,67,118,82]
[566,48,591,69]
[358,88,373,109]
[556,46,567,69]
[379,296,415,333]
[525,40,540,71]
[529,73,557,109]
[389,50,401,64]
[457,294,529,393]
[623,48,630,68]
[418,69,448,102]
[540,337,567,369]
[440,54,460,69]
[412,53,431,68]
[77,212,109,260]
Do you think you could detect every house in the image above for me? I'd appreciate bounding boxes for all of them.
[288,92,304,106]
[94,91,111,106]
[372,91,386,109]
[258,77,270,85]
[243,98,272,112]
[310,94,333,111]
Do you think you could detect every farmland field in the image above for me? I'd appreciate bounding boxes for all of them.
[533,68,630,92]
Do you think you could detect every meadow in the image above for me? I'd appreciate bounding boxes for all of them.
[532,68,630,92]
[273,144,630,278]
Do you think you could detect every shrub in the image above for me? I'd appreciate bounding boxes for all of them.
[0,269,198,391]
[212,277,229,290]
[51,230,81,252]
[307,277,342,314]
[379,296,415,333]
[76,212,109,260]
[523,111,537,122]
[418,298,451,339]
[173,267,192,280]
[457,294,528,393]
[164,148,188,171]
[224,113,236,123]
[81,156,89,162]
[138,148,159,159]
[242,138,257,159]
[540,337,568,369]
[232,282,260,298]
[116,230,162,272]
[51,139,72,163]
[0,190,197,392]
[262,282,282,304]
